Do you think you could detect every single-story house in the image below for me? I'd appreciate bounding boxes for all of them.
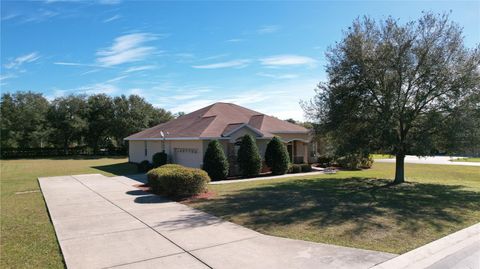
[125,102,316,172]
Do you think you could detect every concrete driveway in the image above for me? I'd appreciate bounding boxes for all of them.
[376,155,480,166]
[39,174,396,269]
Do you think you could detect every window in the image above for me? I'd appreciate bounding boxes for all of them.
[144,141,147,156]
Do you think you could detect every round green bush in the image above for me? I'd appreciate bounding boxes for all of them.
[152,151,168,167]
[137,160,152,173]
[203,140,229,181]
[147,164,210,197]
[237,134,262,177]
[289,164,302,173]
[265,137,290,175]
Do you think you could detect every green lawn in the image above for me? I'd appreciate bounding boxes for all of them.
[187,162,480,254]
[452,157,480,162]
[0,157,137,269]
[1,158,479,267]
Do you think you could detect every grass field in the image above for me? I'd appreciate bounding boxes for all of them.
[1,158,479,267]
[0,157,137,269]
[187,162,480,254]
[452,157,480,162]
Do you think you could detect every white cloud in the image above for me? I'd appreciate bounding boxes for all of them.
[257,25,280,34]
[192,59,250,69]
[96,33,156,67]
[77,83,119,95]
[166,99,216,113]
[260,55,317,67]
[170,94,200,101]
[53,61,103,67]
[4,52,40,69]
[0,74,16,81]
[124,65,156,73]
[225,38,244,42]
[2,13,19,21]
[98,0,121,5]
[105,75,128,83]
[257,72,299,79]
[103,14,121,23]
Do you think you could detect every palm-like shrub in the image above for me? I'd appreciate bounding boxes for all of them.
[265,136,290,175]
[237,134,262,177]
[203,140,229,180]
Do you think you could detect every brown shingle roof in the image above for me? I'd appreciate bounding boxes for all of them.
[125,102,309,140]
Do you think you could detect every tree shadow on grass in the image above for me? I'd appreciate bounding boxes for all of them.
[191,177,480,236]
[92,162,138,176]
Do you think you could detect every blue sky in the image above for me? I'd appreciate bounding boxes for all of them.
[1,0,479,120]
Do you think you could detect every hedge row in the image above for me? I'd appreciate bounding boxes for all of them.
[0,147,126,159]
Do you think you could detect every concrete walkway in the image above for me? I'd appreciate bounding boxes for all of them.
[372,223,479,269]
[39,174,395,269]
[376,155,480,166]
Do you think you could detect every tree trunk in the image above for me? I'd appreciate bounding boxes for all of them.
[393,154,405,184]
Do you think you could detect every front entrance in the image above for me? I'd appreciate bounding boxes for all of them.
[287,143,294,162]
[287,141,305,164]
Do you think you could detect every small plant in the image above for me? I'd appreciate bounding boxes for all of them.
[137,160,152,173]
[152,151,168,167]
[300,163,312,172]
[265,137,290,175]
[289,164,302,173]
[203,140,229,180]
[147,164,210,197]
[317,155,333,167]
[237,134,262,177]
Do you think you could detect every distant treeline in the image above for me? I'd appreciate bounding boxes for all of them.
[1,91,173,157]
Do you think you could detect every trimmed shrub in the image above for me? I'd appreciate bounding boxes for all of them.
[317,155,333,167]
[360,156,374,169]
[152,151,168,167]
[137,160,153,173]
[147,164,210,197]
[237,134,262,177]
[335,154,372,170]
[203,140,229,181]
[289,164,302,173]
[300,163,312,172]
[265,137,290,175]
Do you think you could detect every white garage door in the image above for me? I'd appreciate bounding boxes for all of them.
[174,148,200,168]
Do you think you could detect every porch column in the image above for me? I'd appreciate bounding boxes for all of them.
[303,142,309,164]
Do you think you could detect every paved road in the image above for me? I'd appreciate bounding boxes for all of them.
[39,174,395,269]
[372,223,480,269]
[376,156,480,166]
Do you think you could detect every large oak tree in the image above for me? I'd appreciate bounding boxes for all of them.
[303,13,480,184]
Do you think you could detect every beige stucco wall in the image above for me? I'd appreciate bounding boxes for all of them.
[228,127,261,142]
[128,130,312,167]
[274,132,310,142]
[128,139,204,168]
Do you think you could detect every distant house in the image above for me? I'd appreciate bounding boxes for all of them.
[125,102,315,171]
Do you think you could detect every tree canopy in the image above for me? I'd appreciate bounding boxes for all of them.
[1,91,173,152]
[302,13,480,183]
